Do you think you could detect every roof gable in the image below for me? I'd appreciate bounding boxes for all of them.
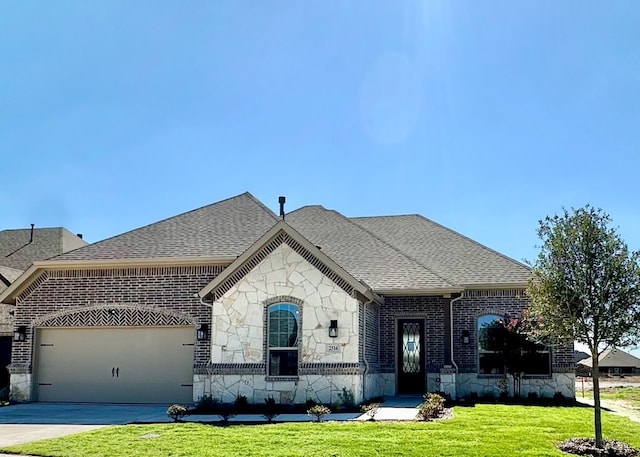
[55,192,279,261]
[350,214,531,287]
[199,220,380,303]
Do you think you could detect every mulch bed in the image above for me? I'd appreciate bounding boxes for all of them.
[558,438,639,457]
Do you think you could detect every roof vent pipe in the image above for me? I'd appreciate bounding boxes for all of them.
[77,233,83,239]
[29,224,34,243]
[278,196,286,220]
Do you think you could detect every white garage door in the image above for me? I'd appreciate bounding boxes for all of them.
[36,327,194,403]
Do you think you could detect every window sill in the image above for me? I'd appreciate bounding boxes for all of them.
[265,376,299,382]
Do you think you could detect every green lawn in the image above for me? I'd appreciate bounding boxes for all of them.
[4,404,640,457]
[581,386,640,407]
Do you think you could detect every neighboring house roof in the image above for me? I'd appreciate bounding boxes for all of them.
[54,193,279,261]
[0,265,24,285]
[350,215,531,287]
[286,206,456,293]
[578,348,640,369]
[0,227,87,270]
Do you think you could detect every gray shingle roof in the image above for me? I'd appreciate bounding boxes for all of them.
[0,265,24,284]
[350,215,531,286]
[578,348,640,369]
[0,227,87,270]
[56,193,280,261]
[286,206,455,291]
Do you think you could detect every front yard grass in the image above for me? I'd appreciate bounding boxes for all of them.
[4,404,640,457]
[581,386,640,408]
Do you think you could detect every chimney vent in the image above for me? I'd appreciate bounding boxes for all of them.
[29,224,34,243]
[278,196,286,220]
[77,233,83,239]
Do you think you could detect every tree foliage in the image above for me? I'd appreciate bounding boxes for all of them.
[527,205,640,449]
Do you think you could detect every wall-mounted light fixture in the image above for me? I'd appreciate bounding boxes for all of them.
[196,324,209,341]
[462,330,470,345]
[328,320,338,338]
[14,326,27,342]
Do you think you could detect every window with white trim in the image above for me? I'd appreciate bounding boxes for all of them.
[268,303,299,376]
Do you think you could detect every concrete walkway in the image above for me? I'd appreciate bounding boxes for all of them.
[577,397,640,423]
[0,397,422,449]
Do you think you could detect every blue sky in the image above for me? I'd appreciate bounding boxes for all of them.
[2,1,639,270]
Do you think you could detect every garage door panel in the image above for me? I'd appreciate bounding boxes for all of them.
[36,327,194,403]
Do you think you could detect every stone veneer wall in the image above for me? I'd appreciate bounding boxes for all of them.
[9,265,223,400]
[196,243,369,404]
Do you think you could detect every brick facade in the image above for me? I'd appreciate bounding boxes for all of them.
[452,289,574,374]
[379,295,446,373]
[11,265,224,371]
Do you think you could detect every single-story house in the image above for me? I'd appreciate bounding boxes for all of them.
[0,227,87,393]
[1,193,575,404]
[578,348,640,376]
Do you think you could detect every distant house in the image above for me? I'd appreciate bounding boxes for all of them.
[0,227,87,393]
[578,348,640,376]
[1,193,575,404]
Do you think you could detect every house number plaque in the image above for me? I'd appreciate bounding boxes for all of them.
[327,344,340,353]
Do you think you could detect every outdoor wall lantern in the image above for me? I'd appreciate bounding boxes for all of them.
[462,330,470,345]
[14,326,26,342]
[328,320,338,338]
[196,324,209,341]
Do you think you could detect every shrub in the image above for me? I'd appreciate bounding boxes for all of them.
[167,404,187,422]
[360,402,380,421]
[417,393,445,421]
[553,391,566,403]
[234,394,249,412]
[308,405,332,422]
[527,391,539,404]
[263,396,280,423]
[195,394,219,413]
[337,387,355,410]
[305,398,318,410]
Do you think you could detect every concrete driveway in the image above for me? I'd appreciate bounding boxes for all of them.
[0,403,171,447]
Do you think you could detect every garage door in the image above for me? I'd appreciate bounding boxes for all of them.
[35,327,194,403]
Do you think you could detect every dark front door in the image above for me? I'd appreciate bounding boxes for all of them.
[397,319,425,394]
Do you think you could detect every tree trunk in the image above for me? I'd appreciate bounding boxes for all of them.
[592,355,603,449]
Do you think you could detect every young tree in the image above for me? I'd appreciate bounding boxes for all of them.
[527,206,640,449]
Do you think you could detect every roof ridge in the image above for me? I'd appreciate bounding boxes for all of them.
[244,192,280,221]
[349,216,458,288]
[413,214,532,272]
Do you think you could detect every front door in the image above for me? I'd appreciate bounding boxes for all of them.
[397,319,425,394]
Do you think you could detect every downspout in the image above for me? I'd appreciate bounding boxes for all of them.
[450,292,464,374]
[362,298,374,402]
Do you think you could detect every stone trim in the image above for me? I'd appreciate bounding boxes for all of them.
[211,233,355,301]
[7,363,31,374]
[193,363,266,375]
[33,303,196,327]
[299,362,364,375]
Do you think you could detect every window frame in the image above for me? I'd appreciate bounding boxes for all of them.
[477,314,551,377]
[266,303,300,378]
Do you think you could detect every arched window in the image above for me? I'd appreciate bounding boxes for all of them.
[268,303,300,376]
